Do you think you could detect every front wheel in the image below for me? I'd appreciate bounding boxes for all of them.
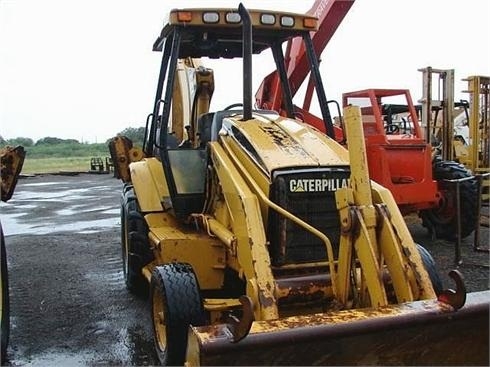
[151,263,205,366]
[420,158,478,240]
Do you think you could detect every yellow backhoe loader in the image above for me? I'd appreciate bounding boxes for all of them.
[1,145,25,363]
[109,4,489,365]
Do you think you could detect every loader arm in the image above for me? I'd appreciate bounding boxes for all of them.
[335,106,435,307]
[209,141,279,321]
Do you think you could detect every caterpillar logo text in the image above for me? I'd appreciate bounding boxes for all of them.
[289,178,350,193]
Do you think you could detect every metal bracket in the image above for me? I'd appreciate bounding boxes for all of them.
[226,295,254,343]
[437,270,467,310]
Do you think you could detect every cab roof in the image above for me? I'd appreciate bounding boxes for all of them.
[153,7,318,58]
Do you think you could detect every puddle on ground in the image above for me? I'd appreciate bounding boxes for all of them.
[21,182,61,187]
[1,216,120,236]
[56,206,118,216]
[12,352,95,367]
[0,181,121,236]
[8,325,155,366]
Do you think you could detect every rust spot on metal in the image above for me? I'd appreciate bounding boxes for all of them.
[260,125,310,159]
[275,273,333,305]
[258,288,275,308]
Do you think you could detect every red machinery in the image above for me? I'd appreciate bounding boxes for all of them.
[255,0,478,240]
[341,89,437,213]
[255,0,353,141]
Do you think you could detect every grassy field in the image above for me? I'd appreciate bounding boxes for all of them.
[4,131,145,175]
[15,142,111,174]
[21,156,111,174]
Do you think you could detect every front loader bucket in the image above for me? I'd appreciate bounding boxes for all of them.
[186,291,489,366]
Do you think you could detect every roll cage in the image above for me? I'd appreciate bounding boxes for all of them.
[145,4,335,218]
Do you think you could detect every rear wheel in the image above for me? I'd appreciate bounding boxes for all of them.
[1,224,9,363]
[151,263,205,366]
[121,185,153,295]
[420,158,478,240]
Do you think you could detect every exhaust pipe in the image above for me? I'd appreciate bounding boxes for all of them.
[238,3,252,121]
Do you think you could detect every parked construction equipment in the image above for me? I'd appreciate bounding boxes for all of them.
[461,75,489,181]
[419,68,489,235]
[342,88,478,240]
[108,3,489,365]
[0,145,25,363]
[419,68,489,177]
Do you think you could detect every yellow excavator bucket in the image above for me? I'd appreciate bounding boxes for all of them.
[187,290,489,366]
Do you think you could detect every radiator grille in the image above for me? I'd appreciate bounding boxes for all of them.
[268,168,350,266]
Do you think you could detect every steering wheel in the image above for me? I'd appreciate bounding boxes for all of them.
[223,103,243,111]
[385,124,400,134]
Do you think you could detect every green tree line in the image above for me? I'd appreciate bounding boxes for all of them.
[0,127,145,159]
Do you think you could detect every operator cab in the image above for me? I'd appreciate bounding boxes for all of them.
[144,5,335,218]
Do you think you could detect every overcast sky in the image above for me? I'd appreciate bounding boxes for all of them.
[1,0,489,143]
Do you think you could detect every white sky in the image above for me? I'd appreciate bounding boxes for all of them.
[1,0,489,143]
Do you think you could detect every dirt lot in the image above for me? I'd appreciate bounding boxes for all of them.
[1,173,488,366]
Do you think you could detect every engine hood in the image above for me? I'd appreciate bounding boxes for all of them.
[220,112,349,174]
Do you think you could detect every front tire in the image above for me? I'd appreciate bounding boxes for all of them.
[420,158,478,240]
[151,263,205,366]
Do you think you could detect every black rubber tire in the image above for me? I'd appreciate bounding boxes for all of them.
[1,224,9,363]
[420,157,478,240]
[416,244,443,295]
[150,263,205,366]
[121,184,153,295]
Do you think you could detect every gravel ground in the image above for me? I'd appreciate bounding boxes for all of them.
[1,173,488,366]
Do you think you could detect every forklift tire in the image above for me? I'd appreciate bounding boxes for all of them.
[420,158,478,240]
[121,186,153,295]
[1,224,9,363]
[416,244,443,295]
[151,263,205,366]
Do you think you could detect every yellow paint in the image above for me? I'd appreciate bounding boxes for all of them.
[151,224,225,290]
[130,160,165,212]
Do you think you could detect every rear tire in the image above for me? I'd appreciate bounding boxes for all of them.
[121,185,153,295]
[1,224,9,363]
[416,244,443,295]
[420,157,478,240]
[151,263,205,366]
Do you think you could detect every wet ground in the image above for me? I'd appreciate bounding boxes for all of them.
[1,174,158,366]
[0,173,489,366]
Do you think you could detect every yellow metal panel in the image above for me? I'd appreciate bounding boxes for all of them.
[225,114,349,174]
[151,225,225,290]
[130,158,169,212]
[276,117,349,163]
